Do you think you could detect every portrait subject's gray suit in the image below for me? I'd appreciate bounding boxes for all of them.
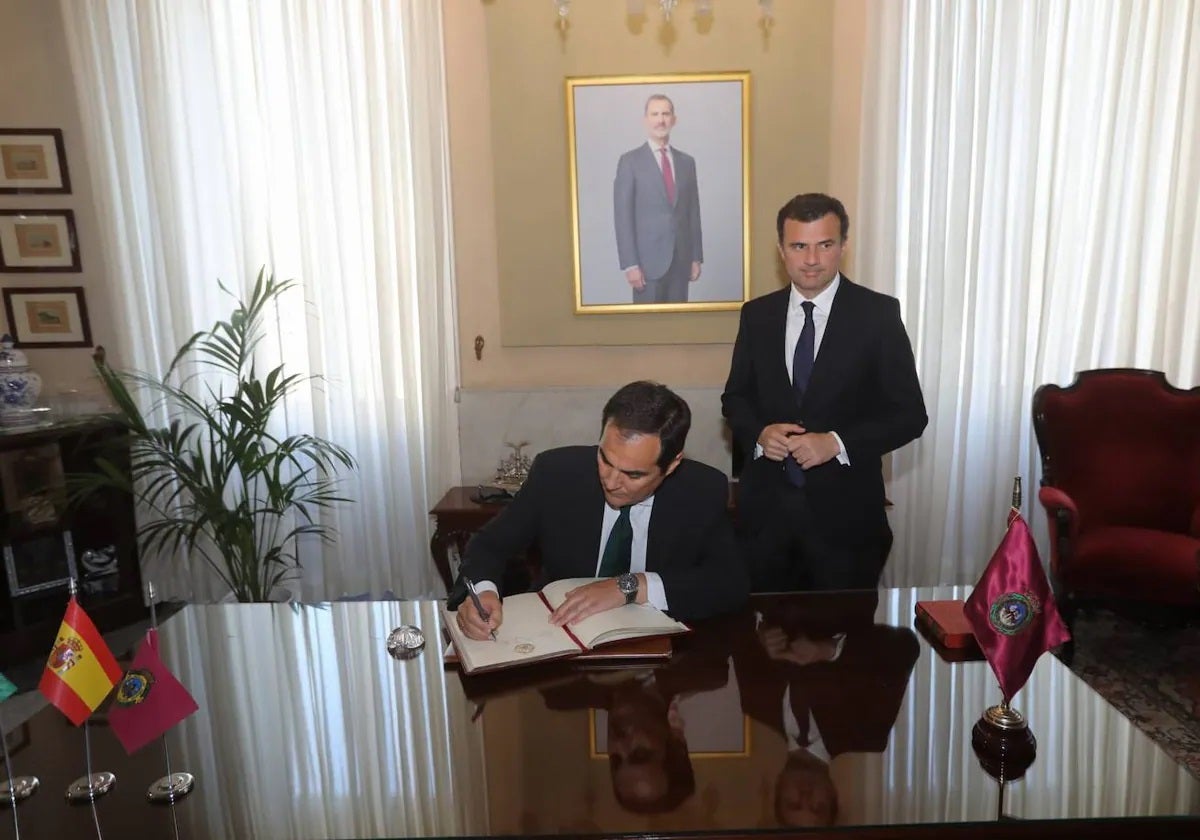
[613,143,703,303]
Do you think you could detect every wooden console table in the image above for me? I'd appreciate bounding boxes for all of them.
[429,482,740,591]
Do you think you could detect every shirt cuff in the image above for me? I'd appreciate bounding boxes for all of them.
[644,572,668,611]
[473,580,500,598]
[831,432,850,465]
[830,632,847,661]
[754,443,764,460]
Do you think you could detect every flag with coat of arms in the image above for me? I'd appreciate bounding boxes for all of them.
[108,628,199,754]
[964,503,1071,703]
[38,596,123,725]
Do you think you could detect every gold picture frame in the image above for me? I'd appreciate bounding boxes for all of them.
[0,128,71,194]
[567,72,750,314]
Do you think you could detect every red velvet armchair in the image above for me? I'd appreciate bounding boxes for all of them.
[1033,369,1200,610]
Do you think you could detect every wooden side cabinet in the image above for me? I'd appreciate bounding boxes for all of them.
[0,417,147,667]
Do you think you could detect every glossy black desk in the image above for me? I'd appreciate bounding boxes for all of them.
[2,586,1198,839]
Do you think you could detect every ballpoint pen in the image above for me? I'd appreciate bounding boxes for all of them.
[464,576,498,641]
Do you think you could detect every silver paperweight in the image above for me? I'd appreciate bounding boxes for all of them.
[386,625,426,659]
[147,771,195,804]
[0,775,39,806]
[66,771,116,803]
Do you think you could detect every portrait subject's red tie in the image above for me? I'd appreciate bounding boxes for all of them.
[660,147,676,204]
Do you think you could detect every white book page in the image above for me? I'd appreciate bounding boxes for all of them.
[539,578,689,648]
[444,591,579,673]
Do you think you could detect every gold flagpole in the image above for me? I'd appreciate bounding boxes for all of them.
[971,477,1037,794]
[0,698,36,837]
[63,578,116,840]
[145,580,195,812]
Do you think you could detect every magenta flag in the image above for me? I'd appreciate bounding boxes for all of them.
[964,510,1071,703]
[108,628,199,754]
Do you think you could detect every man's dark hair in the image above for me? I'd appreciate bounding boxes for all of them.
[644,93,675,114]
[601,381,691,470]
[609,733,696,814]
[776,193,850,242]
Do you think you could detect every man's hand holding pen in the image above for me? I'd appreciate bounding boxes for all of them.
[457,588,503,641]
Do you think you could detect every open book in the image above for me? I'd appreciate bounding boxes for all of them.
[443,578,689,675]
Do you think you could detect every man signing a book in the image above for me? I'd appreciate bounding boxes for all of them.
[453,381,749,641]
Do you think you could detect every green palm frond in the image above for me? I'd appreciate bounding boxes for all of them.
[73,269,357,602]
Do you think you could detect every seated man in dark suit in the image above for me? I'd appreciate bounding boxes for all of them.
[454,380,748,640]
[732,592,919,827]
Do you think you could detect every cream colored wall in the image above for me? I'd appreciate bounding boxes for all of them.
[447,0,866,390]
[0,0,114,404]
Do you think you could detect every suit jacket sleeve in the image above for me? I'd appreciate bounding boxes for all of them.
[654,466,749,621]
[458,452,551,588]
[683,153,702,263]
[721,301,767,459]
[833,296,927,461]
[614,152,638,270]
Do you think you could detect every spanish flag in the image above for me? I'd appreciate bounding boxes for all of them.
[38,597,123,725]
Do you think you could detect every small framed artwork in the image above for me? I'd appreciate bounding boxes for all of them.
[2,286,93,348]
[0,129,71,194]
[3,531,77,598]
[0,209,81,272]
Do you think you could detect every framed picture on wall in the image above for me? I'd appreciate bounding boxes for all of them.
[2,286,93,348]
[567,72,750,314]
[0,129,71,194]
[0,209,82,272]
[3,531,77,598]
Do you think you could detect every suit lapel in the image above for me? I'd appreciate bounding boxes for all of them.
[806,278,858,401]
[764,288,792,397]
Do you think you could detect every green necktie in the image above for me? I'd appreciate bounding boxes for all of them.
[598,506,633,577]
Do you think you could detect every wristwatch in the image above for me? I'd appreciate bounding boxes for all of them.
[617,573,639,605]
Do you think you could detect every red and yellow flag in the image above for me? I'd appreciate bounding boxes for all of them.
[38,597,123,725]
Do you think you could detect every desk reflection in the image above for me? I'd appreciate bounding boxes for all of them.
[160,601,488,838]
[1,589,1197,839]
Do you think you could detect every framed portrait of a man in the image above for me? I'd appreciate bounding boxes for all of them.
[567,72,749,314]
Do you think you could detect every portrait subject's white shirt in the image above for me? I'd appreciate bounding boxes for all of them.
[646,140,676,177]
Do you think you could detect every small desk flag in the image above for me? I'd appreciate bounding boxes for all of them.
[0,670,17,702]
[38,596,123,725]
[108,628,199,754]
[964,509,1071,702]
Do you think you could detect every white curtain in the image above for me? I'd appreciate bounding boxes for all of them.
[860,0,1200,586]
[60,0,460,601]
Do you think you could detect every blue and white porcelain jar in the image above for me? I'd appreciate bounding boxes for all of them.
[0,334,43,419]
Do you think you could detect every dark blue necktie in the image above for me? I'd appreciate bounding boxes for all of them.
[785,301,815,488]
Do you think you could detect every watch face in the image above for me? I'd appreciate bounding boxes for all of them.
[618,574,637,595]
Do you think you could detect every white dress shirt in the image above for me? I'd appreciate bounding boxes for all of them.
[597,496,668,611]
[754,274,850,464]
[475,495,669,611]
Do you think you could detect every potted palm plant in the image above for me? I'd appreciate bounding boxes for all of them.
[76,269,356,602]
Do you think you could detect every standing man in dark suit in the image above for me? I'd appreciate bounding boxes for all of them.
[455,381,747,640]
[731,592,920,827]
[722,193,927,592]
[613,94,703,304]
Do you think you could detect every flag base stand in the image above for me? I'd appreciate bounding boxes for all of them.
[0,775,39,806]
[147,771,194,804]
[972,703,1037,782]
[65,771,116,803]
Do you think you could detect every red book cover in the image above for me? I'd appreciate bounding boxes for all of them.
[915,599,977,649]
